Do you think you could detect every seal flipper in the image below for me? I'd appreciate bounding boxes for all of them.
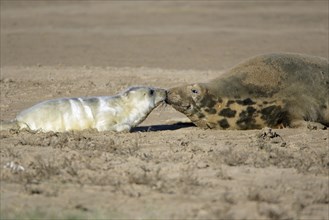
[290,120,327,130]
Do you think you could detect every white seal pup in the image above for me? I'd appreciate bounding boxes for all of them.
[1,86,167,132]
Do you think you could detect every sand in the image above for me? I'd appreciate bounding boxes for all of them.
[1,1,328,219]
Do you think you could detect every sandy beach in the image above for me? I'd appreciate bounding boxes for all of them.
[1,1,328,219]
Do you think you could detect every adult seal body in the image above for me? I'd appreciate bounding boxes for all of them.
[166,53,329,129]
[1,86,166,132]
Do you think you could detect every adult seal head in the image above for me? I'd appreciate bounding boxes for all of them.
[1,86,167,132]
[166,53,329,129]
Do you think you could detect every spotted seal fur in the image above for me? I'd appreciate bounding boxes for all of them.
[166,53,329,129]
[1,86,166,132]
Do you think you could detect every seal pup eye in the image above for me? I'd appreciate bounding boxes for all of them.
[149,89,155,96]
[191,89,199,94]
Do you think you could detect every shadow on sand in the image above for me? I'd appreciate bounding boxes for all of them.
[131,122,195,132]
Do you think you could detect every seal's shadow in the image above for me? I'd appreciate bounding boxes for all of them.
[131,122,195,132]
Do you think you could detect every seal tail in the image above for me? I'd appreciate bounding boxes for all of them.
[0,120,20,131]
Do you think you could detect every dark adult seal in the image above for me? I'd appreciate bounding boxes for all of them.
[166,53,329,129]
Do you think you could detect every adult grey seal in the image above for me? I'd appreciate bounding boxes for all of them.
[166,53,329,129]
[1,86,167,132]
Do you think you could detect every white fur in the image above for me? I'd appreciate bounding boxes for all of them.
[15,87,166,132]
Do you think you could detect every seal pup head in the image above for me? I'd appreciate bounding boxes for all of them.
[117,86,167,130]
[122,86,167,109]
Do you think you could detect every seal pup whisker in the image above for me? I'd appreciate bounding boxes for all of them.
[156,101,167,113]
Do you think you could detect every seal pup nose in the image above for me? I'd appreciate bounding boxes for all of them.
[165,90,169,102]
[165,90,172,104]
[162,89,168,98]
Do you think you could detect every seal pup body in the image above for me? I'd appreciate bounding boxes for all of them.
[167,53,329,129]
[2,87,166,132]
